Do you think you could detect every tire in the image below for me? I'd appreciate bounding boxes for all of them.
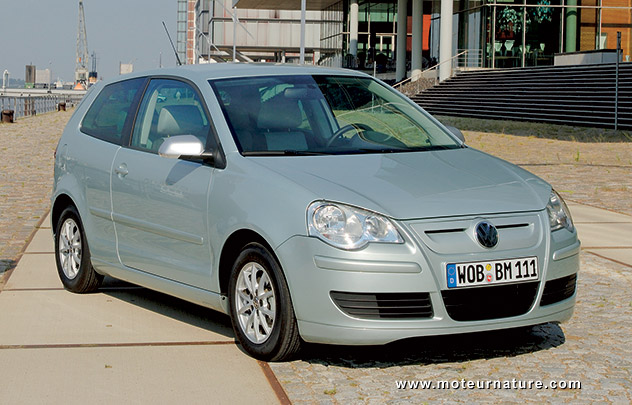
[228,242,301,361]
[54,206,103,293]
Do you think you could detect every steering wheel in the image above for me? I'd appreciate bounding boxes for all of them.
[326,123,374,147]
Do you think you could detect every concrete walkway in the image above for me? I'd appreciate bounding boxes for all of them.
[0,201,629,403]
[568,201,632,268]
[0,214,286,404]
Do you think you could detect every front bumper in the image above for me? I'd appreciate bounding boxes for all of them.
[275,210,579,345]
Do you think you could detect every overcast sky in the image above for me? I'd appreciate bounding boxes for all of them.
[1,0,177,82]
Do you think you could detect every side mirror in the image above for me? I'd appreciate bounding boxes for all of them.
[445,125,465,143]
[158,135,207,159]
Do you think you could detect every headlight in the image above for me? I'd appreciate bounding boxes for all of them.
[307,201,403,250]
[546,190,574,232]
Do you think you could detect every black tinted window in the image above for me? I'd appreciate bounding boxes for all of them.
[81,78,145,143]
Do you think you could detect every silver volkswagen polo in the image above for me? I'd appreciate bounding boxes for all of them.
[52,64,579,361]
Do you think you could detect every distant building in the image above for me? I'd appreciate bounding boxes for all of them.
[35,69,51,89]
[25,65,36,89]
[119,63,134,75]
[192,0,341,64]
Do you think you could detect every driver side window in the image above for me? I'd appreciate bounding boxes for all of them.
[131,79,210,153]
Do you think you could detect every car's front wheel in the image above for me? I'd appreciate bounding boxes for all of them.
[54,206,103,293]
[228,242,301,361]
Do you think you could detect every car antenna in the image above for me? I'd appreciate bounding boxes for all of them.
[162,21,182,66]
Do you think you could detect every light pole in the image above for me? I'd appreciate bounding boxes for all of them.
[48,61,52,92]
[615,31,621,131]
[299,0,306,64]
[232,6,237,62]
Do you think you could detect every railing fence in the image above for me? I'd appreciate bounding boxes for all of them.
[0,94,84,120]
[393,49,485,97]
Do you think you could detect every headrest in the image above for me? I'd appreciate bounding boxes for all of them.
[226,108,255,150]
[157,105,204,136]
[227,108,253,131]
[257,97,302,130]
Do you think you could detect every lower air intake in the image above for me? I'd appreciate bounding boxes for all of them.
[441,282,539,321]
[540,273,577,306]
[330,291,433,319]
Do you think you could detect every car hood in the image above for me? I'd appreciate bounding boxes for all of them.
[249,148,551,220]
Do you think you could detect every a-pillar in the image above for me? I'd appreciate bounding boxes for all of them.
[396,0,408,81]
[439,0,453,82]
[411,0,423,80]
[349,0,359,57]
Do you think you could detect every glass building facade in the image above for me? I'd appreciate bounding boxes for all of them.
[188,0,631,70]
[331,0,631,69]
[463,0,632,68]
[320,2,345,66]
[335,0,415,68]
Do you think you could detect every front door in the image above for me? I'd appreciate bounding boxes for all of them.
[111,78,215,289]
[76,77,146,264]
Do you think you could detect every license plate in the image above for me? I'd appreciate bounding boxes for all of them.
[446,257,538,289]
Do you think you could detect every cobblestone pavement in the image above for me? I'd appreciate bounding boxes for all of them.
[0,111,69,281]
[270,253,632,403]
[2,113,632,402]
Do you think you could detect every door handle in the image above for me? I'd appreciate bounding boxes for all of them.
[115,164,128,177]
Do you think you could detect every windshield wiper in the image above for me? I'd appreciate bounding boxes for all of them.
[414,145,462,151]
[353,147,408,154]
[351,145,461,154]
[242,150,331,156]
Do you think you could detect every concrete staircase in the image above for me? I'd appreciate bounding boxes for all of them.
[411,63,632,130]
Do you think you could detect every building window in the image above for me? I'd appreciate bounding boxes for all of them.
[481,0,631,67]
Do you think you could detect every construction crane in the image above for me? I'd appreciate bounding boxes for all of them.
[75,1,89,89]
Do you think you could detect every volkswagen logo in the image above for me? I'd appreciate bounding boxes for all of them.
[475,221,498,248]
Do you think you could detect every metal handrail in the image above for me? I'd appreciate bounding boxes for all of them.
[455,48,484,70]
[393,50,470,90]
[0,94,83,120]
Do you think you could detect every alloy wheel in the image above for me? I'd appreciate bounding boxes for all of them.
[58,218,82,280]
[234,261,276,344]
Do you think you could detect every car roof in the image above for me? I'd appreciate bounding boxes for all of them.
[102,63,370,86]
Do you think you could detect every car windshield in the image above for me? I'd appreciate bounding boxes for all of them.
[210,75,461,155]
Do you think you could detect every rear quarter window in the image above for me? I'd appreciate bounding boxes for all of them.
[80,78,145,144]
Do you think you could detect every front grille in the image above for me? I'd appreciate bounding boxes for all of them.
[540,273,577,306]
[441,282,539,321]
[330,291,433,319]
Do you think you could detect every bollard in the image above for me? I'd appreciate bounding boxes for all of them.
[58,102,66,111]
[1,109,15,123]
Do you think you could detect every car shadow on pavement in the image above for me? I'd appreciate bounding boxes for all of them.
[98,277,234,339]
[298,323,565,368]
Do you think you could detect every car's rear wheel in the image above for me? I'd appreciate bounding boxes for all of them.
[228,242,301,361]
[54,206,103,293]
